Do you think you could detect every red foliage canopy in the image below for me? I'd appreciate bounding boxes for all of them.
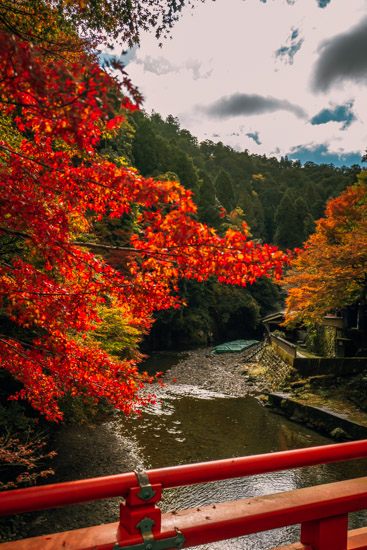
[0,32,290,421]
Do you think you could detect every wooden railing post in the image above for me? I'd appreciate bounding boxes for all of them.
[119,472,162,536]
[301,514,348,550]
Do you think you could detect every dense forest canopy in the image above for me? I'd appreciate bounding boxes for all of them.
[116,110,362,348]
[130,110,361,249]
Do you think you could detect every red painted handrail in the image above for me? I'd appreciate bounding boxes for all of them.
[1,438,367,516]
[2,477,367,549]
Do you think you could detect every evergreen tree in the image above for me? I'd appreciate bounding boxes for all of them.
[237,186,265,239]
[305,181,323,219]
[197,171,221,228]
[214,169,236,212]
[132,116,165,176]
[238,186,256,231]
[169,146,200,196]
[274,192,302,249]
[294,196,310,245]
[251,193,266,240]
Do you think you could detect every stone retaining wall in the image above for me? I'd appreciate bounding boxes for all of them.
[256,345,298,390]
[270,334,297,365]
[268,392,367,441]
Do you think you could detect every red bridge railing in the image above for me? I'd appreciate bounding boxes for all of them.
[1,439,367,549]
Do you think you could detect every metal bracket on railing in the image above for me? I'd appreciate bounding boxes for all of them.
[135,469,157,502]
[113,517,185,550]
[119,469,162,536]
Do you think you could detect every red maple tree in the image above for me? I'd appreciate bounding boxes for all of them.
[0,23,290,422]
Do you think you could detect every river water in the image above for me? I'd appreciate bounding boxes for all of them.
[105,352,367,549]
[22,351,367,548]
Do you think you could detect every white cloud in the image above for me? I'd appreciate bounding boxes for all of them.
[118,0,367,164]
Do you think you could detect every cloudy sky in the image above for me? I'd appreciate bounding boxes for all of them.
[108,0,367,166]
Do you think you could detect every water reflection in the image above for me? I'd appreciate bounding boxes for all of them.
[111,382,367,550]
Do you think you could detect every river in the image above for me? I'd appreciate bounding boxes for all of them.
[22,350,367,548]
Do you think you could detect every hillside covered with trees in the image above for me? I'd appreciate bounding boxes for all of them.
[113,110,362,348]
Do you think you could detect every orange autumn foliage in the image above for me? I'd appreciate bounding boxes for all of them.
[281,175,367,327]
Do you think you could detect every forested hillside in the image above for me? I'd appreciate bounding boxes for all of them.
[109,110,361,348]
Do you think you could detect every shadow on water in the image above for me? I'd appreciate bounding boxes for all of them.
[139,351,188,376]
[111,375,367,550]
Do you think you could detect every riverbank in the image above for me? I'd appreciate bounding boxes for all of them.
[163,345,270,396]
[8,343,367,543]
[163,344,367,440]
[14,346,270,541]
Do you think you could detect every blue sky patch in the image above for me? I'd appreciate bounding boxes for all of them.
[275,27,303,64]
[310,103,356,130]
[289,144,361,167]
[246,131,262,145]
[98,52,115,66]
[98,47,137,68]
